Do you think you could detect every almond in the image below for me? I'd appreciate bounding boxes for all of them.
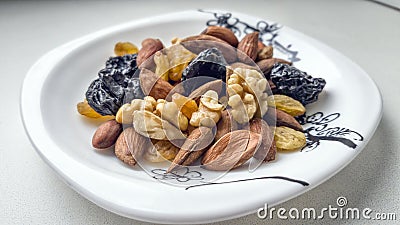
[215,109,238,141]
[92,120,122,149]
[114,127,150,166]
[263,107,303,131]
[201,130,260,171]
[180,34,237,63]
[167,127,214,172]
[237,32,259,62]
[250,118,276,162]
[201,26,239,47]
[137,38,163,66]
[139,68,175,101]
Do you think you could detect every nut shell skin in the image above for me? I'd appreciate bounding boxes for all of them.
[92,120,122,150]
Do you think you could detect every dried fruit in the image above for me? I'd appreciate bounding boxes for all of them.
[114,42,139,56]
[167,127,214,172]
[171,93,198,119]
[182,48,227,94]
[86,54,143,116]
[267,94,306,117]
[202,130,260,171]
[270,63,326,105]
[77,99,103,118]
[237,32,259,62]
[92,120,122,150]
[274,126,306,151]
[201,26,239,47]
[137,38,164,66]
[256,58,292,79]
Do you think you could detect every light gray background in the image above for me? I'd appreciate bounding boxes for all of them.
[1,0,399,224]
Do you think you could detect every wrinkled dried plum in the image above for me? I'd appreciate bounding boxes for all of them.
[86,54,143,115]
[98,54,138,85]
[86,79,121,116]
[181,48,227,94]
[270,63,326,105]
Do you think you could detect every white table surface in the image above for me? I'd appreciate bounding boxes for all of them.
[1,0,399,224]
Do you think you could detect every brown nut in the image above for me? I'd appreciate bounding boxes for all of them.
[215,109,238,141]
[180,35,237,63]
[237,32,259,62]
[249,118,276,162]
[139,68,175,101]
[137,38,163,66]
[167,127,214,172]
[257,45,273,61]
[201,26,239,47]
[92,120,122,150]
[202,130,260,171]
[263,107,303,131]
[114,127,150,166]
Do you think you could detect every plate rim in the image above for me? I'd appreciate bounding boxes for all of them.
[20,10,383,224]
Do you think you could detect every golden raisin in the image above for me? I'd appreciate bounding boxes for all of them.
[171,93,198,119]
[274,126,306,151]
[77,99,115,119]
[267,94,306,116]
[77,99,102,118]
[114,42,139,56]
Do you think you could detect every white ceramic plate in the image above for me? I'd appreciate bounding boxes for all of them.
[21,10,382,224]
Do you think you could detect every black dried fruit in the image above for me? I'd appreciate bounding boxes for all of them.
[98,54,139,85]
[86,79,121,116]
[181,48,227,94]
[270,63,326,105]
[86,54,144,116]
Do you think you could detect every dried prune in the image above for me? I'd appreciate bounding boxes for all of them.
[98,54,138,86]
[86,54,144,116]
[181,48,227,94]
[270,63,326,105]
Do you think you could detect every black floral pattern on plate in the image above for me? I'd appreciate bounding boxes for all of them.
[198,9,300,62]
[299,112,364,151]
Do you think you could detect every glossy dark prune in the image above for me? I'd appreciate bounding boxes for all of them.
[98,54,138,85]
[86,54,143,115]
[270,63,326,105]
[85,79,121,116]
[123,78,144,103]
[181,48,227,94]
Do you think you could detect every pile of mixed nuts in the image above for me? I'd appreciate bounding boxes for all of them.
[77,26,325,172]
